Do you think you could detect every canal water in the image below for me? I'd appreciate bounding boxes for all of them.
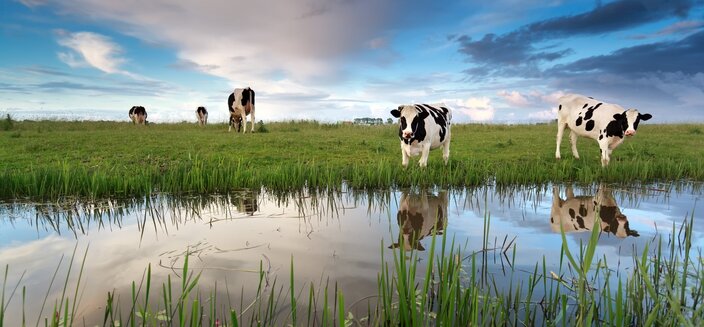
[0,183,701,324]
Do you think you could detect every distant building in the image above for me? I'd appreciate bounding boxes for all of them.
[353,117,384,125]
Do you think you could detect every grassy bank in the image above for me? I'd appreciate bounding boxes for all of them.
[1,120,703,199]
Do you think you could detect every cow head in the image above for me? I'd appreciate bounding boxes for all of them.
[391,105,429,140]
[600,206,639,238]
[613,109,652,137]
[230,115,243,132]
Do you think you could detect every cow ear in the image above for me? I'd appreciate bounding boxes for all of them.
[390,109,401,118]
[613,113,624,120]
[416,243,425,251]
[639,113,652,121]
[418,111,430,120]
[388,243,399,249]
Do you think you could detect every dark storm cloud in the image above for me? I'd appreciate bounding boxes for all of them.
[552,30,704,75]
[457,0,696,76]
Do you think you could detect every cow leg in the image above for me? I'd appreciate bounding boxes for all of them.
[242,114,247,134]
[419,143,431,168]
[250,112,256,133]
[566,185,575,198]
[569,131,580,159]
[442,139,450,165]
[598,139,610,167]
[555,121,566,159]
[401,145,409,168]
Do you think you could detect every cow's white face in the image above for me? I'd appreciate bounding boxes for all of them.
[391,105,429,140]
[618,109,652,137]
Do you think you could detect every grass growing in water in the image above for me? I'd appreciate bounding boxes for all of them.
[1,121,703,199]
[1,212,701,326]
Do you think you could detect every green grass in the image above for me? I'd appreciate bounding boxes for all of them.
[1,120,703,199]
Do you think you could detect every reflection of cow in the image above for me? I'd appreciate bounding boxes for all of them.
[390,191,448,251]
[229,190,259,216]
[550,185,639,238]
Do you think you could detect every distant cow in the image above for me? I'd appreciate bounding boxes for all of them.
[390,103,452,167]
[196,106,208,126]
[389,191,447,251]
[227,87,255,133]
[129,106,147,125]
[550,185,639,238]
[556,94,652,167]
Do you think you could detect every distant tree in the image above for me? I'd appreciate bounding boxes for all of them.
[387,118,393,124]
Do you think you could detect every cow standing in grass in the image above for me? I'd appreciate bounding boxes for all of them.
[129,106,147,125]
[390,103,452,168]
[228,87,255,133]
[389,191,447,251]
[550,185,639,238]
[196,106,208,126]
[556,94,652,167]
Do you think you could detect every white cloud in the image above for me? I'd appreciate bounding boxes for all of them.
[446,97,495,122]
[497,90,529,106]
[56,31,127,75]
[528,108,557,120]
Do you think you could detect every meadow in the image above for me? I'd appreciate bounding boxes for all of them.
[1,118,703,199]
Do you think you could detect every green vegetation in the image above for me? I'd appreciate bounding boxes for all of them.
[1,120,703,199]
[2,213,701,326]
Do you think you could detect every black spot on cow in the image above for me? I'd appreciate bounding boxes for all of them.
[606,113,627,138]
[599,134,603,140]
[569,208,576,218]
[550,217,554,223]
[196,106,207,115]
[240,88,254,107]
[579,204,588,217]
[584,108,595,120]
[582,103,589,109]
[593,102,602,110]
[227,93,236,113]
[420,104,449,142]
[559,104,562,111]
[576,216,586,229]
[585,120,595,131]
[132,106,146,116]
[575,116,583,126]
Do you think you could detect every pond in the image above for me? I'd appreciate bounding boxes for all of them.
[0,183,702,325]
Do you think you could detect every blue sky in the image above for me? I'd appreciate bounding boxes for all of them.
[1,0,703,123]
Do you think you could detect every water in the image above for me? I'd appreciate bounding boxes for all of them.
[0,183,702,324]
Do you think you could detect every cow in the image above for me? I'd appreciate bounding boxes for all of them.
[550,185,639,238]
[196,106,208,126]
[129,106,147,125]
[555,94,652,167]
[390,103,452,168]
[229,190,259,216]
[389,191,447,251]
[227,87,255,133]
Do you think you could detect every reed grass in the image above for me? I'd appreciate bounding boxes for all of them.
[1,121,703,199]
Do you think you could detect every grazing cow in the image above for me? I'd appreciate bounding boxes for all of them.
[390,103,452,167]
[129,106,147,125]
[389,191,447,251]
[196,106,208,126]
[556,94,652,167]
[227,87,256,133]
[229,190,259,216]
[550,185,639,238]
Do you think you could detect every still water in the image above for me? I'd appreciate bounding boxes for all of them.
[0,183,702,324]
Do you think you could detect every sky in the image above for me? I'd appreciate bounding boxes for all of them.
[1,0,703,123]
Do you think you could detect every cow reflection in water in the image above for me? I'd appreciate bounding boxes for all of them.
[390,191,448,251]
[550,185,639,238]
[229,190,259,216]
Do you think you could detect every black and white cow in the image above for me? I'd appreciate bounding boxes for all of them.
[390,103,452,167]
[196,106,208,126]
[556,94,652,167]
[389,191,447,251]
[129,106,147,125]
[227,87,255,133]
[550,185,639,238]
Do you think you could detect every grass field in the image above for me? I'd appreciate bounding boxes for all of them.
[1,118,703,199]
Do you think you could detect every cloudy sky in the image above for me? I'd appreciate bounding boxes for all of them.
[2,0,703,123]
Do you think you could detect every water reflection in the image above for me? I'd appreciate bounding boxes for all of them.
[550,184,639,238]
[390,191,447,251]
